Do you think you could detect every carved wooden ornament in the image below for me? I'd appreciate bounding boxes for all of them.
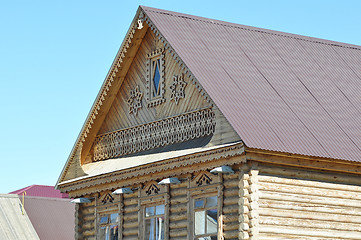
[127,85,143,116]
[170,74,187,104]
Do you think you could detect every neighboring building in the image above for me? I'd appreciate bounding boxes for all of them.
[0,194,39,240]
[56,6,361,240]
[10,185,74,240]
[9,184,69,198]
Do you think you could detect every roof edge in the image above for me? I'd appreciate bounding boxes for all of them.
[56,6,144,188]
[141,6,361,50]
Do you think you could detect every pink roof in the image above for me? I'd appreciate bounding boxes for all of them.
[9,185,68,199]
[142,6,361,162]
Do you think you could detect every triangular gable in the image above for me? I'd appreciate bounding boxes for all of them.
[57,6,241,186]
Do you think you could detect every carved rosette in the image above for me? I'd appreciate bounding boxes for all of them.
[170,74,187,105]
[127,85,143,116]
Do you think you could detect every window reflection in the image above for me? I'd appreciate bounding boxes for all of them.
[145,204,165,240]
[194,196,218,239]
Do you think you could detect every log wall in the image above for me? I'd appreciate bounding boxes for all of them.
[72,162,361,240]
[258,165,361,240]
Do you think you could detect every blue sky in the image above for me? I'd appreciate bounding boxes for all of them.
[0,0,360,193]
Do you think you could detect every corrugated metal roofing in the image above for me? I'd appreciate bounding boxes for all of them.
[22,196,75,240]
[142,6,361,162]
[9,185,69,199]
[0,194,39,240]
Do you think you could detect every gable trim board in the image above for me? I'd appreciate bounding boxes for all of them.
[57,6,361,188]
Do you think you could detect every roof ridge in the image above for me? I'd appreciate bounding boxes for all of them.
[142,6,361,51]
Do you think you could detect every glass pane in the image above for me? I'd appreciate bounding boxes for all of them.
[155,205,165,215]
[145,218,155,240]
[99,226,106,239]
[100,216,108,224]
[195,199,204,209]
[206,209,218,234]
[205,196,218,208]
[152,60,161,96]
[110,213,119,223]
[110,225,118,240]
[155,216,164,240]
[195,211,205,235]
[146,206,155,217]
[210,236,217,240]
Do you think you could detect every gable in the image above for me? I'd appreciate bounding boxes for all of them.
[57,10,241,184]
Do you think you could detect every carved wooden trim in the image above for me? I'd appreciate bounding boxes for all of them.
[191,172,214,187]
[93,108,216,161]
[146,48,166,108]
[127,85,143,116]
[143,181,161,196]
[170,74,187,105]
[99,191,114,205]
[58,143,245,195]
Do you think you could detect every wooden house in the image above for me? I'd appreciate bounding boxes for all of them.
[56,6,361,240]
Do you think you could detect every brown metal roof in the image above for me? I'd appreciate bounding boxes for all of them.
[142,6,361,162]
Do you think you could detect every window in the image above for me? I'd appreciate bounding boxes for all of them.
[98,213,119,240]
[194,196,218,240]
[151,58,161,97]
[146,48,165,107]
[144,204,165,240]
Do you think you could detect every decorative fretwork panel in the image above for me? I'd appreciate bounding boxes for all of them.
[93,108,216,161]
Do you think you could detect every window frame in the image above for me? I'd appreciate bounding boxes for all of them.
[97,212,120,240]
[143,203,166,240]
[192,194,219,240]
[146,48,165,107]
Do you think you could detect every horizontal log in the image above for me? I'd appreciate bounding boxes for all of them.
[123,214,138,221]
[223,204,239,214]
[260,215,361,232]
[223,195,239,205]
[260,191,361,208]
[223,179,239,188]
[83,214,95,222]
[259,198,361,216]
[258,233,336,240]
[259,207,361,224]
[124,205,138,213]
[223,187,239,197]
[169,202,187,213]
[260,224,361,239]
[224,222,239,231]
[123,220,138,229]
[170,195,188,204]
[169,228,187,238]
[169,220,187,229]
[79,207,95,215]
[223,213,238,223]
[169,212,187,222]
[82,230,95,237]
[258,174,361,192]
[123,234,138,240]
[259,181,361,200]
[259,166,361,186]
[123,227,138,236]
[223,229,239,238]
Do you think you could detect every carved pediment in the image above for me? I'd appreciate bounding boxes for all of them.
[99,191,114,204]
[142,181,164,196]
[191,171,216,187]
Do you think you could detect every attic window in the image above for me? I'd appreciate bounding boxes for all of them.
[146,48,165,107]
[152,59,161,97]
